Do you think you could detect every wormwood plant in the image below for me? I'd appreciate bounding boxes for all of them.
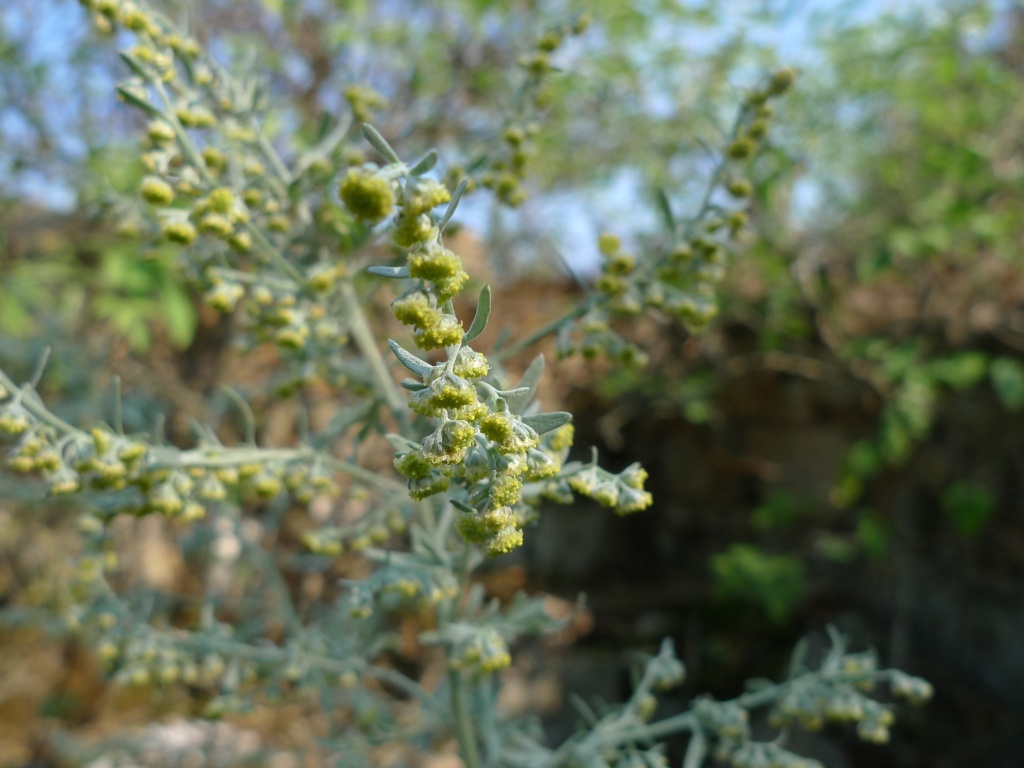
[0,2,931,766]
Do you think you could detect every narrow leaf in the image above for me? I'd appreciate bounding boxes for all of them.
[361,123,401,164]
[367,265,411,279]
[408,150,439,176]
[439,178,469,231]
[506,355,545,414]
[388,339,433,377]
[656,187,676,232]
[118,52,151,81]
[400,380,428,391]
[451,499,476,514]
[115,85,161,118]
[295,114,353,176]
[521,411,572,434]
[464,284,492,342]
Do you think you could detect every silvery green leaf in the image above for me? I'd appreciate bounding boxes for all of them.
[295,114,353,177]
[368,265,410,279]
[439,178,469,231]
[388,339,432,377]
[408,150,439,176]
[656,187,676,232]
[521,412,572,434]
[506,355,544,414]
[464,285,492,343]
[361,123,401,164]
[400,380,428,391]
[451,499,476,514]
[495,386,531,400]
[385,433,418,451]
[118,52,150,81]
[115,85,161,118]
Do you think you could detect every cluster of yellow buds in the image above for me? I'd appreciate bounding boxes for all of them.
[479,15,591,207]
[577,67,798,357]
[564,460,653,516]
[448,627,512,677]
[1,382,339,526]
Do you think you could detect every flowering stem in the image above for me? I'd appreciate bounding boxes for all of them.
[494,297,594,362]
[450,668,483,768]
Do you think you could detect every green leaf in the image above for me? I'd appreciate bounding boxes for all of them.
[928,352,987,390]
[464,284,491,343]
[941,481,994,537]
[387,339,432,377]
[160,283,197,349]
[655,187,675,232]
[855,514,890,559]
[361,123,401,164]
[521,411,571,434]
[711,544,806,626]
[990,357,1024,412]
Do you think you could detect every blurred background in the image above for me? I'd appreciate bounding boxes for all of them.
[2,0,1024,765]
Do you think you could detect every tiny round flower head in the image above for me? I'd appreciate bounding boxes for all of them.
[421,419,477,465]
[197,212,234,238]
[162,220,197,245]
[146,119,176,145]
[604,251,635,276]
[484,525,524,557]
[746,119,769,141]
[392,291,441,330]
[727,137,756,160]
[207,187,234,213]
[726,179,753,198]
[547,423,575,452]
[497,418,540,455]
[523,448,559,481]
[391,211,436,247]
[478,411,514,443]
[767,67,796,95]
[407,245,464,283]
[201,147,227,173]
[409,373,478,417]
[408,470,450,500]
[452,348,490,380]
[339,167,395,224]
[140,176,175,206]
[404,178,451,215]
[597,232,621,255]
[228,231,252,252]
[433,269,470,302]
[620,462,648,490]
[414,315,464,350]
[488,474,523,508]
[615,485,653,515]
[394,449,432,480]
[596,273,627,296]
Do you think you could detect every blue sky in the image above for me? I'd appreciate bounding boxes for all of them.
[0,0,1002,274]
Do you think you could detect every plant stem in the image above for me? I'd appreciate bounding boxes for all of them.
[450,668,483,768]
[682,729,706,768]
[338,280,409,428]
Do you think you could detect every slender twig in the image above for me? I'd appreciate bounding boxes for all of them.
[338,280,409,425]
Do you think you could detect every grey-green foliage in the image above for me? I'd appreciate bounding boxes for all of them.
[0,0,933,765]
